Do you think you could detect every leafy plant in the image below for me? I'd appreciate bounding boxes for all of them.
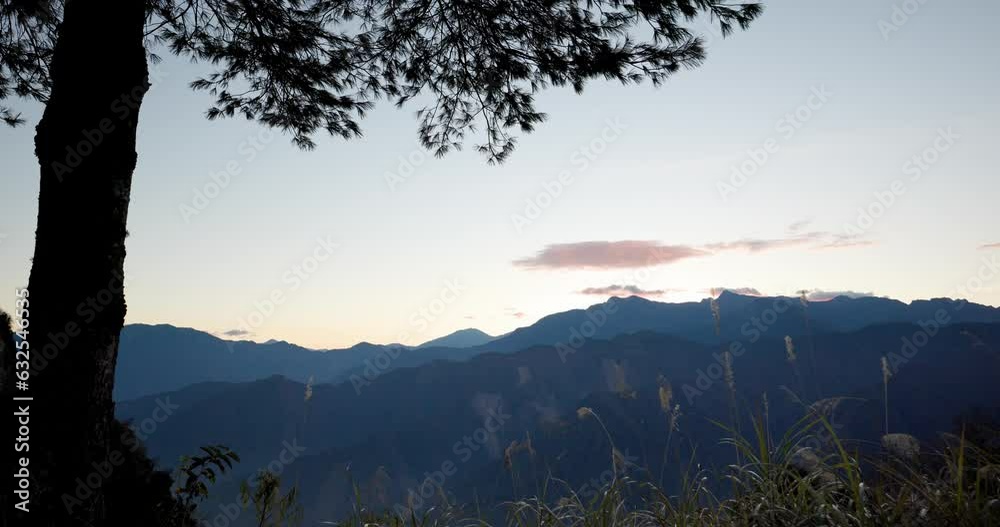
[175,444,241,508]
[240,470,303,527]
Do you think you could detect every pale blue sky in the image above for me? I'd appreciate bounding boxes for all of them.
[2,0,999,348]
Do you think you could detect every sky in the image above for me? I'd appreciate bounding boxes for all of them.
[1,0,999,349]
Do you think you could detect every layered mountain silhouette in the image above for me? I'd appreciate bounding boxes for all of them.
[417,328,496,349]
[116,296,1000,524]
[114,292,1000,400]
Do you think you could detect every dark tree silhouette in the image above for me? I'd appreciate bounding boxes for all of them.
[102,420,201,527]
[1,0,761,524]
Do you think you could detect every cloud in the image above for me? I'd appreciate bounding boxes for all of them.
[702,231,830,253]
[512,240,708,270]
[578,285,672,297]
[514,232,871,271]
[708,287,763,297]
[980,242,1000,250]
[817,240,875,249]
[787,219,813,233]
[221,329,252,337]
[503,307,525,320]
[709,231,875,253]
[704,287,873,301]
[803,289,874,302]
[816,233,875,250]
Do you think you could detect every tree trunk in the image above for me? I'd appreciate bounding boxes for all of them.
[24,0,148,523]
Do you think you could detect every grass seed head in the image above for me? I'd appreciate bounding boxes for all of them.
[784,335,796,363]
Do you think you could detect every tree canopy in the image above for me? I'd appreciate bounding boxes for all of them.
[3,0,761,161]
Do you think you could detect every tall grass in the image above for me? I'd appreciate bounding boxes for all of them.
[709,295,740,464]
[657,376,681,487]
[320,298,1000,527]
[331,407,1000,527]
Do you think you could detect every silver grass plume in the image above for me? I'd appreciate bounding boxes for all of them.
[503,440,520,471]
[710,297,721,337]
[659,384,673,414]
[809,397,848,420]
[723,351,736,394]
[784,335,796,363]
[881,433,920,461]
[798,289,809,307]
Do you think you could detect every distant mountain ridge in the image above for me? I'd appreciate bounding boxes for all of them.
[481,292,1000,353]
[416,328,496,349]
[116,321,1000,525]
[114,293,1000,400]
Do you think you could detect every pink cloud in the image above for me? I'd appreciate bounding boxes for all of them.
[514,232,871,271]
[512,240,708,270]
[980,242,1000,250]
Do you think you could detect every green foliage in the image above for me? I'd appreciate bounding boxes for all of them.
[2,0,762,160]
[240,470,303,527]
[175,444,241,508]
[0,0,58,125]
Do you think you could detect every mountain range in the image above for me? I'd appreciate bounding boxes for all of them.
[109,291,1000,524]
[117,319,1000,524]
[114,292,1000,400]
